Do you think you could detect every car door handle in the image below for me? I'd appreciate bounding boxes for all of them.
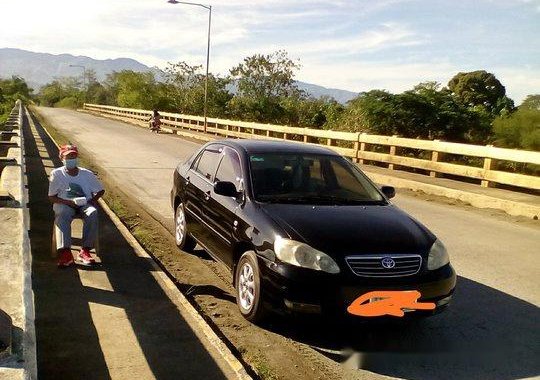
[204,191,211,200]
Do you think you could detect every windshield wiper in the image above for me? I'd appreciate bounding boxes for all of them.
[257,194,385,205]
[304,195,385,205]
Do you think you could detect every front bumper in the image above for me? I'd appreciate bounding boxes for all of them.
[258,257,456,317]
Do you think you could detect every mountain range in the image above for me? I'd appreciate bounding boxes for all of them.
[0,48,358,103]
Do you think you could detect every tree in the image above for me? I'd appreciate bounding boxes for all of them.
[407,82,482,141]
[448,70,514,116]
[520,95,540,111]
[0,76,33,124]
[333,89,395,134]
[228,50,301,123]
[163,61,231,117]
[332,83,488,142]
[0,76,33,102]
[38,77,82,108]
[105,70,167,110]
[230,50,301,99]
[280,95,344,129]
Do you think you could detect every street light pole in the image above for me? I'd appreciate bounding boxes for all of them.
[167,0,212,133]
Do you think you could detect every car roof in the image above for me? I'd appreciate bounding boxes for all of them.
[210,139,339,156]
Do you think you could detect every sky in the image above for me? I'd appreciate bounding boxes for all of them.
[0,0,539,103]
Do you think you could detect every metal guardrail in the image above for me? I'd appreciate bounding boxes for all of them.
[84,103,540,191]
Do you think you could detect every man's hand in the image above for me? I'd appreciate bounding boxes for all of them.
[48,195,79,209]
[88,190,105,207]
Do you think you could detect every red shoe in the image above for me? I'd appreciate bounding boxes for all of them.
[57,249,74,267]
[78,248,95,266]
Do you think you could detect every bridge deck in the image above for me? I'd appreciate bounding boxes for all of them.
[24,108,241,379]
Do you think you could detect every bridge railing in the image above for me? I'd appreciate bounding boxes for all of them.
[84,103,540,191]
[0,100,36,379]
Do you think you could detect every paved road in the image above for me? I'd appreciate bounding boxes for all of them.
[37,107,540,380]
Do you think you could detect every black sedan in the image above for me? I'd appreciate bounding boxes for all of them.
[171,139,456,322]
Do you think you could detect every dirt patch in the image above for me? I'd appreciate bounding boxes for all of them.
[30,106,355,380]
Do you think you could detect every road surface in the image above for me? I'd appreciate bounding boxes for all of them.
[36,107,540,380]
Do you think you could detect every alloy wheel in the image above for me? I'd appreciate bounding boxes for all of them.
[238,262,255,312]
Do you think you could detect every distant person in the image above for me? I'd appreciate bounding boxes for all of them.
[149,109,162,133]
[48,144,105,267]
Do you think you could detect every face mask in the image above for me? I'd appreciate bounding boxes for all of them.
[64,158,78,169]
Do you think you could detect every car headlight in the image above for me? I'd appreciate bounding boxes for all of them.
[274,237,340,274]
[427,238,449,270]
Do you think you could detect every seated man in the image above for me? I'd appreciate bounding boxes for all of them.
[48,144,105,267]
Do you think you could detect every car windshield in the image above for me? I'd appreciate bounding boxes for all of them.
[249,153,386,205]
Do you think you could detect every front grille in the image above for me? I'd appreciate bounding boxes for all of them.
[345,254,422,277]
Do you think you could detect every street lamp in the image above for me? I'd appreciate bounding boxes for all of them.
[167,0,212,133]
[69,64,86,90]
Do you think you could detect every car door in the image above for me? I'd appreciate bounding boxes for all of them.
[184,145,222,244]
[203,146,243,268]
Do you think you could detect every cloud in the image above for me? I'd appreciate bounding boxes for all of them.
[284,22,426,56]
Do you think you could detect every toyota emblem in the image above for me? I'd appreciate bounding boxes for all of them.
[381,257,396,269]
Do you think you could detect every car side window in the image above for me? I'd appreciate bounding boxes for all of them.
[215,147,242,188]
[195,146,222,182]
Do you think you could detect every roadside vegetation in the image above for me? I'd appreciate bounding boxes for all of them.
[5,51,539,151]
[0,76,33,125]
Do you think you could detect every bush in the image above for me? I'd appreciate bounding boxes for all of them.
[493,108,540,151]
[55,96,81,109]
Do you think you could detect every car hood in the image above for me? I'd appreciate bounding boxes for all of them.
[260,203,435,257]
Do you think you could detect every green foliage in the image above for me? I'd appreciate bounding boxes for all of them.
[55,96,80,109]
[230,50,301,99]
[331,89,391,133]
[0,76,33,124]
[333,80,508,143]
[493,108,540,151]
[448,70,514,116]
[281,95,344,129]
[228,50,302,123]
[163,61,231,116]
[107,71,161,109]
[0,76,33,102]
[520,94,540,111]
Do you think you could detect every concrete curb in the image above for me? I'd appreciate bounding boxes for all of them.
[98,199,252,380]
[364,169,540,219]
[39,109,252,380]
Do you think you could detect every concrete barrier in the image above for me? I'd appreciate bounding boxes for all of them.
[0,101,36,379]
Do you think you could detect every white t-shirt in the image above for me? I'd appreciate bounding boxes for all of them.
[48,167,104,201]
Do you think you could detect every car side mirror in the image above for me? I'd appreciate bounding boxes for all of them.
[381,186,395,199]
[214,181,238,197]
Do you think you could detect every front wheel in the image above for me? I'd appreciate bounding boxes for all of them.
[235,251,267,323]
[175,203,196,252]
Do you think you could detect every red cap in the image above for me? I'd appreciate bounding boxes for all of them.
[59,144,78,158]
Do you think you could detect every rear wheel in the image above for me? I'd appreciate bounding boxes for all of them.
[175,203,196,252]
[235,251,267,323]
